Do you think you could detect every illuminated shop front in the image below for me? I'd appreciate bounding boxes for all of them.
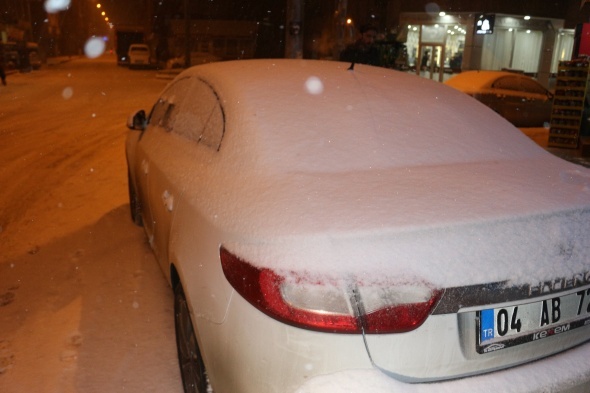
[399,12,573,87]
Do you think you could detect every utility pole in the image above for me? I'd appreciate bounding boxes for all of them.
[285,0,303,59]
[184,0,191,68]
[334,0,348,60]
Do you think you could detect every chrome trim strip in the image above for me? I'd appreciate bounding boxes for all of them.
[434,271,590,315]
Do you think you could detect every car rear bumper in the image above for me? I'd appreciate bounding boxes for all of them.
[195,290,373,393]
[295,340,590,393]
[365,311,590,382]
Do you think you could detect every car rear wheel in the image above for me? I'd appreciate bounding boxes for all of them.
[174,283,211,393]
[127,171,143,226]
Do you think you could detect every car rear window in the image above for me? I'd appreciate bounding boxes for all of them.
[149,76,225,150]
[248,72,544,173]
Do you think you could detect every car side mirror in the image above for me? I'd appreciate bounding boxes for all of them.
[127,110,147,131]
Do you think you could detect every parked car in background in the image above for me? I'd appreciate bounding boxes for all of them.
[125,59,590,393]
[127,43,150,69]
[445,70,553,127]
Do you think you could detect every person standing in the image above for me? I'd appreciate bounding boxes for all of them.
[339,24,381,67]
[421,50,430,70]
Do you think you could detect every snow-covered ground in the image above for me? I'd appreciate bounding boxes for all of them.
[0,55,182,392]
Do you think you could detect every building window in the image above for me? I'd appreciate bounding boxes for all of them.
[552,30,575,73]
[481,28,542,73]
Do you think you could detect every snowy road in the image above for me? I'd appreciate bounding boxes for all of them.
[0,56,182,392]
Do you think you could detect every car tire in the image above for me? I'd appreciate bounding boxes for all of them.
[174,283,211,393]
[127,171,143,226]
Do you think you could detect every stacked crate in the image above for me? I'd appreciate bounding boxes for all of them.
[548,59,590,148]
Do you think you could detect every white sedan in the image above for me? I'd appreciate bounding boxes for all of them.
[127,43,151,69]
[125,59,590,393]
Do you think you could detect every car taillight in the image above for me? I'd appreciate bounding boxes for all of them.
[358,285,443,333]
[220,247,442,334]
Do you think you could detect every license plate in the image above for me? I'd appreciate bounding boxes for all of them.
[477,286,590,354]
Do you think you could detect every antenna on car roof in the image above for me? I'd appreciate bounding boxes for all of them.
[348,62,355,71]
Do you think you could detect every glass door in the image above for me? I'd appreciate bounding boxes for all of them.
[418,44,444,81]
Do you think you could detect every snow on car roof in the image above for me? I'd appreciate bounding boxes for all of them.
[186,60,541,172]
[173,60,590,287]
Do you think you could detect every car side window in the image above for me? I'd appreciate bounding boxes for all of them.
[148,98,170,127]
[172,77,225,150]
[491,76,520,92]
[492,76,546,96]
[147,77,190,130]
[518,78,547,95]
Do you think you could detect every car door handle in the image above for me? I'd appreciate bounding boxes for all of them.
[162,190,174,212]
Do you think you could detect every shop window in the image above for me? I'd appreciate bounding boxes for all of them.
[445,26,466,71]
[482,29,515,70]
[512,30,542,73]
[482,28,542,73]
[421,25,446,44]
[405,24,465,74]
[406,27,420,68]
[552,30,575,73]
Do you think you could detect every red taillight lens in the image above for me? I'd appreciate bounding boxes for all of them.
[220,246,360,333]
[362,292,443,333]
[220,246,441,334]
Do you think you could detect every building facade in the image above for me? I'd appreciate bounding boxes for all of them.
[398,12,573,87]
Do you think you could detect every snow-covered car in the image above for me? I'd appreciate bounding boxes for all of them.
[127,44,150,69]
[125,59,590,393]
[445,70,553,127]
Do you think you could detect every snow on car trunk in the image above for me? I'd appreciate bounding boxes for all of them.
[219,163,590,289]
